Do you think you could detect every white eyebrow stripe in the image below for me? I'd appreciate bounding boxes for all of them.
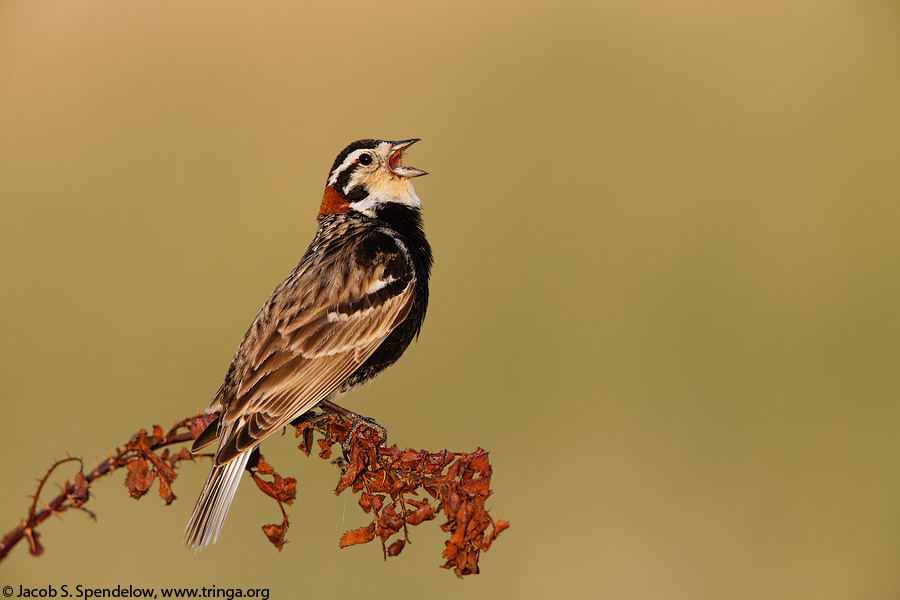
[327,149,369,186]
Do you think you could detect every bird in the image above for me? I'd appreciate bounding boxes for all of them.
[183,138,432,550]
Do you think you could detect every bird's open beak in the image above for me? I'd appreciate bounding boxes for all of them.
[388,139,427,178]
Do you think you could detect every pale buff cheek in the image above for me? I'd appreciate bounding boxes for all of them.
[348,168,418,207]
[370,174,415,200]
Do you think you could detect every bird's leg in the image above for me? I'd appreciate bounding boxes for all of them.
[318,400,388,452]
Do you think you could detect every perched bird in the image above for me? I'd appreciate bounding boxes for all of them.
[184,139,432,550]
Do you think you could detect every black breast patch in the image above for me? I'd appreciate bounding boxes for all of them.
[353,231,410,281]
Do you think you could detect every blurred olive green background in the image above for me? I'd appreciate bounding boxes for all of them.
[3,0,900,598]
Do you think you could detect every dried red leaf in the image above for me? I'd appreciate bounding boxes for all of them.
[262,522,288,551]
[251,466,296,505]
[339,522,376,548]
[467,450,490,474]
[387,538,406,556]
[167,447,193,468]
[254,455,275,476]
[358,492,374,513]
[145,450,177,482]
[442,539,459,560]
[376,504,404,541]
[335,445,365,494]
[400,450,422,469]
[124,458,155,499]
[317,438,332,459]
[279,477,297,504]
[461,476,491,497]
[444,460,461,480]
[71,472,90,507]
[464,515,490,543]
[426,450,455,474]
[477,520,509,551]
[448,503,472,547]
[464,547,480,575]
[406,500,436,526]
[157,473,176,505]
[366,469,394,493]
[445,490,460,516]
[127,429,150,452]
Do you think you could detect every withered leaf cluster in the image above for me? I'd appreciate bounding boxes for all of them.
[246,453,297,551]
[124,425,196,505]
[0,410,507,578]
[293,410,509,577]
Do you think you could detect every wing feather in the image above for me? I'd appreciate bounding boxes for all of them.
[208,227,417,466]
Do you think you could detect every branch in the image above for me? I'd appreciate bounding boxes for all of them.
[0,416,210,562]
[0,411,507,577]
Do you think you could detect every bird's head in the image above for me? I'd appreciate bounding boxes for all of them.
[319,139,427,218]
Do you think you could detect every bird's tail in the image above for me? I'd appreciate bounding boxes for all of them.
[183,450,252,551]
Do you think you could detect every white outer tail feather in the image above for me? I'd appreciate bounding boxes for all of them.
[183,449,253,551]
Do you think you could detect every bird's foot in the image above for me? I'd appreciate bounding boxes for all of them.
[318,400,388,454]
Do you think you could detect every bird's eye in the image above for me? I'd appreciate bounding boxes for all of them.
[359,154,373,166]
